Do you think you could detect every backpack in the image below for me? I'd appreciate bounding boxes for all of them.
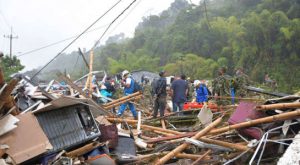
[201,84,212,99]
[155,79,163,94]
[133,79,142,93]
[151,78,159,96]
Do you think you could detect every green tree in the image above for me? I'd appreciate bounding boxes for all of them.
[0,55,24,80]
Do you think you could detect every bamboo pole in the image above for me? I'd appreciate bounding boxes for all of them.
[103,91,142,107]
[103,95,142,109]
[106,117,183,135]
[209,109,300,135]
[106,117,138,124]
[210,96,264,101]
[155,117,222,165]
[199,137,249,151]
[146,132,195,143]
[141,124,184,135]
[153,130,175,137]
[135,152,210,162]
[256,102,300,111]
[176,153,209,160]
[191,150,211,165]
[148,109,300,143]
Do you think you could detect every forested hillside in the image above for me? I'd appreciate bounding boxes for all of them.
[35,0,300,92]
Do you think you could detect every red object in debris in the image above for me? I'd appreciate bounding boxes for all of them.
[228,102,266,140]
[183,102,219,112]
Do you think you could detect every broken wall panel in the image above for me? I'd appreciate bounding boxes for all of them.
[0,112,52,164]
[35,104,100,152]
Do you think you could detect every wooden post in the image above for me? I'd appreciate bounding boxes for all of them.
[155,117,222,165]
[85,49,94,97]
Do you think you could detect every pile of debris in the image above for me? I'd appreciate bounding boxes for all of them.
[0,68,300,165]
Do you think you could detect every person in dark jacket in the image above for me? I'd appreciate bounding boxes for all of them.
[171,74,188,113]
[153,71,167,118]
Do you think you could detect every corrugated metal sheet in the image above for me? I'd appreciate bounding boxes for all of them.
[36,104,100,152]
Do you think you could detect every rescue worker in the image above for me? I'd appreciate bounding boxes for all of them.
[152,71,167,118]
[212,67,234,105]
[117,70,137,119]
[193,80,209,103]
[99,84,112,103]
[235,68,250,97]
[171,74,188,113]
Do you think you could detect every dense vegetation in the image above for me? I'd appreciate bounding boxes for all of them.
[0,55,24,80]
[27,0,299,92]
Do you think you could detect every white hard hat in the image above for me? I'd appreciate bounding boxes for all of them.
[193,80,200,86]
[122,70,130,78]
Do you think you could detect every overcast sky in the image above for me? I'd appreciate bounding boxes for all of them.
[0,0,199,71]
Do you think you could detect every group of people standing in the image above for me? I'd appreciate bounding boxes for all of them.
[101,69,210,120]
[152,72,209,118]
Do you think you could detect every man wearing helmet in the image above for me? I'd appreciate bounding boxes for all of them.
[193,80,209,103]
[117,70,137,119]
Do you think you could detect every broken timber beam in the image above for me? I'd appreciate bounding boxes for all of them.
[155,117,222,165]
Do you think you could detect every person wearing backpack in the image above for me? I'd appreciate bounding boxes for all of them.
[117,70,137,119]
[153,71,167,118]
[194,80,209,103]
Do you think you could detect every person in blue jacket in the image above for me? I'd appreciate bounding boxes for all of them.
[194,80,209,103]
[117,70,137,119]
[99,84,112,103]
